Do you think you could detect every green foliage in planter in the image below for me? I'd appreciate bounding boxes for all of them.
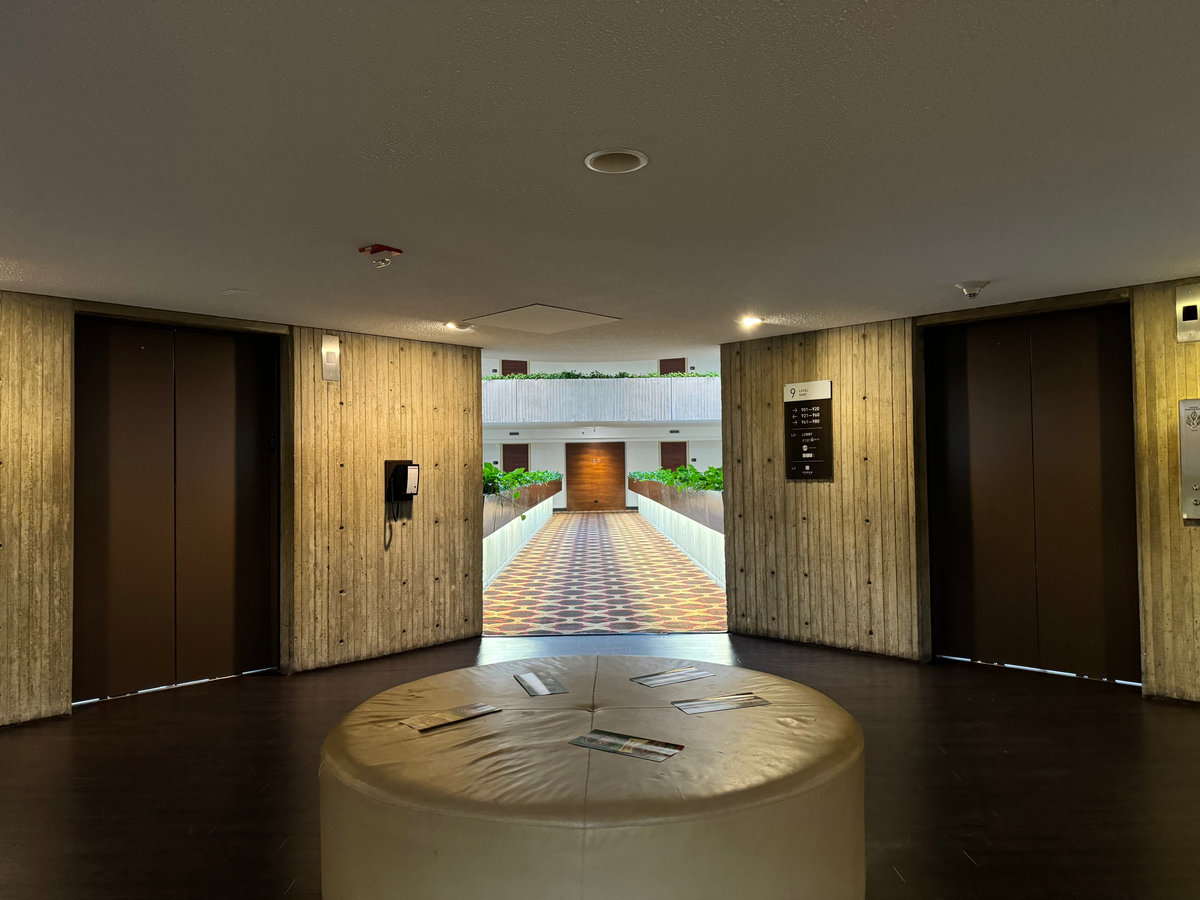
[482,463,563,497]
[629,464,723,492]
[483,370,719,381]
[483,463,563,521]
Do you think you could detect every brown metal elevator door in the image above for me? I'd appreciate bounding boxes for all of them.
[1028,308,1140,680]
[73,318,177,700]
[925,305,1140,681]
[73,319,279,701]
[175,330,279,682]
[565,442,626,510]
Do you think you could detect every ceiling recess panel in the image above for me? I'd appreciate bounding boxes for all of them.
[464,304,621,334]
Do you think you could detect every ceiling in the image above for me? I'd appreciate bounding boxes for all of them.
[3,2,1199,360]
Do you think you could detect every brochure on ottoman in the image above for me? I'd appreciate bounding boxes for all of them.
[569,729,684,762]
[514,672,569,696]
[400,703,501,732]
[629,666,715,688]
[672,693,770,715]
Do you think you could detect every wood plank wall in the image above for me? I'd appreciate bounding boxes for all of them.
[0,292,73,726]
[722,320,927,660]
[284,328,482,673]
[1131,280,1200,701]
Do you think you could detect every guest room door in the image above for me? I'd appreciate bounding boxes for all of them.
[565,442,626,510]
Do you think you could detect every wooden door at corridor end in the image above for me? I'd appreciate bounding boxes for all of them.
[73,317,280,701]
[565,442,626,510]
[924,304,1141,682]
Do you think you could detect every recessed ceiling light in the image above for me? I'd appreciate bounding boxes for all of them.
[742,316,763,326]
[445,322,462,329]
[584,149,648,174]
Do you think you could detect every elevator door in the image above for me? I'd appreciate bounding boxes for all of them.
[565,442,626,510]
[925,304,1140,681]
[175,330,279,683]
[73,318,279,701]
[73,320,177,700]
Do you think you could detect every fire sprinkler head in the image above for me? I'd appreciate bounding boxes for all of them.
[359,243,403,268]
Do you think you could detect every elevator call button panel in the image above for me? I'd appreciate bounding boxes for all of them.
[1180,399,1200,519]
[784,380,833,480]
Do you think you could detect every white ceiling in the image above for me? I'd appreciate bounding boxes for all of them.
[3,2,1200,360]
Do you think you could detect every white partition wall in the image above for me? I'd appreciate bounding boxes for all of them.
[689,440,723,470]
[635,493,725,588]
[482,497,557,587]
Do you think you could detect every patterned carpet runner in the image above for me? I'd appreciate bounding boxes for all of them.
[484,511,727,635]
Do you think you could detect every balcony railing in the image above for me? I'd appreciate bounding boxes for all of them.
[482,376,720,425]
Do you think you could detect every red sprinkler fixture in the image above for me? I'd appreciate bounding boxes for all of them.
[359,244,404,268]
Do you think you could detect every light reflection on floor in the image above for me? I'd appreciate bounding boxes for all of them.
[474,632,740,667]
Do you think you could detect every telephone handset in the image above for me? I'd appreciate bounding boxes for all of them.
[384,460,419,550]
[386,461,419,502]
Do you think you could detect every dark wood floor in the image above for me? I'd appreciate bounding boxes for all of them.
[1,633,1197,899]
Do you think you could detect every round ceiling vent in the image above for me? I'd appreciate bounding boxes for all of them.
[584,149,648,174]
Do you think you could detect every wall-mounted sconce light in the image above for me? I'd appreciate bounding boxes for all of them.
[321,334,341,382]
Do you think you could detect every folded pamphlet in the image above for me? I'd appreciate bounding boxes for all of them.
[514,672,569,696]
[630,665,715,688]
[568,729,684,762]
[400,702,501,732]
[672,692,770,715]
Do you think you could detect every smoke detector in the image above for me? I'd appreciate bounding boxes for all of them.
[955,280,990,300]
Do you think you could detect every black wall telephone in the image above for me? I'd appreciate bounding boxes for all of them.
[384,460,419,550]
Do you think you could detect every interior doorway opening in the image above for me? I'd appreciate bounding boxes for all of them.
[481,357,726,636]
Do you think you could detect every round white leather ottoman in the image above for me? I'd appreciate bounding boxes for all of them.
[320,655,864,899]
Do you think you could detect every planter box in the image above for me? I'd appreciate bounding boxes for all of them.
[483,480,562,538]
[628,479,723,534]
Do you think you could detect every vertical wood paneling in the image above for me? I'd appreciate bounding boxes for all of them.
[1132,282,1200,701]
[1,276,1196,721]
[723,320,929,661]
[0,292,72,726]
[284,328,481,673]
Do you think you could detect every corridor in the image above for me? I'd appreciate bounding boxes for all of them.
[483,511,727,635]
